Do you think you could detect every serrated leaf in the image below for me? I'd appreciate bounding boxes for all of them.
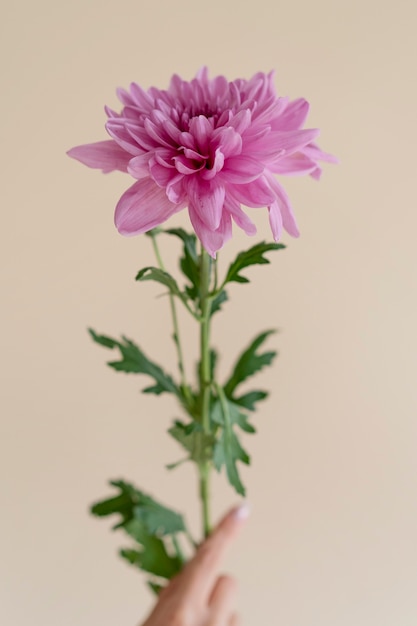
[89,330,179,397]
[213,428,249,496]
[168,420,215,464]
[136,266,190,305]
[211,398,256,434]
[211,395,251,496]
[164,228,201,301]
[223,241,285,285]
[210,289,228,315]
[91,480,186,536]
[224,330,277,397]
[233,390,268,411]
[121,520,182,578]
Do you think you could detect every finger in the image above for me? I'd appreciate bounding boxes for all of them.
[229,612,240,626]
[180,502,249,603]
[208,575,237,617]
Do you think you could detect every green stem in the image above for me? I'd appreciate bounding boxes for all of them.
[150,231,188,392]
[199,248,213,538]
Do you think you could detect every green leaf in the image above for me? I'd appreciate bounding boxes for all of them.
[211,398,256,434]
[135,266,193,309]
[210,289,228,315]
[223,241,285,285]
[213,427,249,496]
[233,390,268,411]
[168,420,215,464]
[89,330,179,397]
[91,480,186,536]
[224,330,277,397]
[164,228,200,300]
[211,395,251,496]
[92,481,187,581]
[120,520,182,578]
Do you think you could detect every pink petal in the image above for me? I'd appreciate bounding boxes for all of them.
[67,141,131,173]
[149,159,177,187]
[251,129,320,159]
[166,176,186,204]
[187,177,225,230]
[189,115,213,151]
[228,109,252,134]
[174,154,204,175]
[144,118,175,149]
[271,98,310,130]
[269,154,317,176]
[127,154,151,179]
[200,148,225,180]
[105,120,143,155]
[229,176,275,208]
[310,167,322,180]
[212,127,242,158]
[268,200,283,241]
[266,174,300,237]
[221,155,264,183]
[302,142,339,164]
[115,178,183,235]
[224,196,257,236]
[188,206,231,257]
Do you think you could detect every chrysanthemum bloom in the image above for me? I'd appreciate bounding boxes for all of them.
[68,68,336,256]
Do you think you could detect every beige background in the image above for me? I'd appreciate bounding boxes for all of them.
[1,0,417,624]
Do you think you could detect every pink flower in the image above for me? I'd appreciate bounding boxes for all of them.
[68,69,336,256]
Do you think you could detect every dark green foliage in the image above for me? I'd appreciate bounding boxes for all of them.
[91,481,186,583]
[224,330,277,397]
[211,396,254,496]
[232,390,269,411]
[88,329,179,397]
[135,266,192,312]
[91,480,186,535]
[224,241,285,285]
[210,289,228,315]
[165,228,200,301]
[168,420,216,465]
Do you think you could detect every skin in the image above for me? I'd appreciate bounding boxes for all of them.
[141,504,249,626]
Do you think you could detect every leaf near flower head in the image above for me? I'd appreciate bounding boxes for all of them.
[164,228,200,300]
[223,241,285,285]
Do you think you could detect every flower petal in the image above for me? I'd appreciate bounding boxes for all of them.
[224,196,257,236]
[188,205,232,257]
[221,155,264,183]
[266,174,300,237]
[212,127,242,158]
[268,200,283,241]
[67,140,131,173]
[250,129,320,159]
[115,178,183,235]
[229,176,275,208]
[187,177,225,230]
[271,98,310,130]
[302,142,339,164]
[269,154,317,176]
[127,154,151,179]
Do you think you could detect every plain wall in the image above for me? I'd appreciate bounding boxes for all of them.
[1,1,417,624]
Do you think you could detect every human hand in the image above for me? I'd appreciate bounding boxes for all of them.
[141,503,250,626]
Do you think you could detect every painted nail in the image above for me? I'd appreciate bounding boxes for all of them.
[233,501,251,521]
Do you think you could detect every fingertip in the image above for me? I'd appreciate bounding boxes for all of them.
[231,500,251,522]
